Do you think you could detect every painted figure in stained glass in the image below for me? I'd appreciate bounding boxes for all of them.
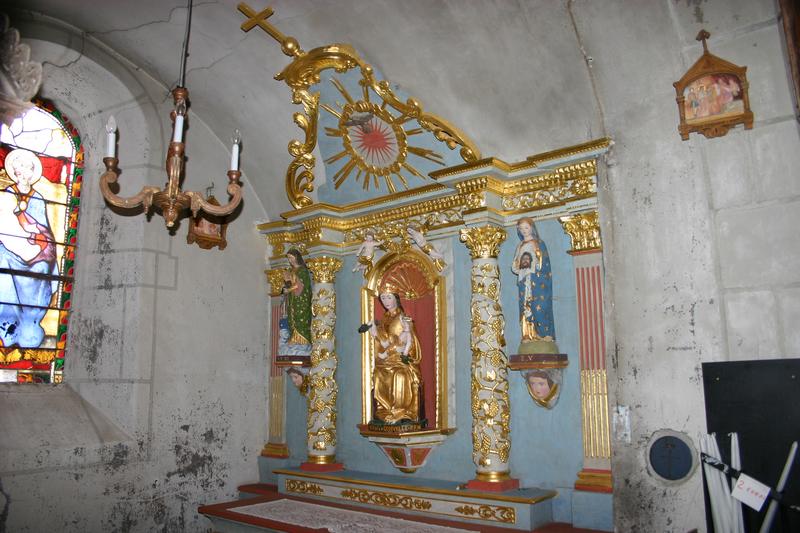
[511,217,558,355]
[281,249,312,348]
[368,292,422,424]
[0,102,81,382]
[0,148,57,347]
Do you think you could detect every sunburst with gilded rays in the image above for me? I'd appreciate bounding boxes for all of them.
[322,77,445,193]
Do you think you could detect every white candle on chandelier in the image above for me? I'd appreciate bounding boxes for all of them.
[172,114,185,143]
[172,100,186,143]
[105,116,117,158]
[230,129,241,171]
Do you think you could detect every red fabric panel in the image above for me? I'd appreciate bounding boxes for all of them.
[402,293,437,427]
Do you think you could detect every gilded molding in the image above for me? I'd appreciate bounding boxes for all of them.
[285,479,324,495]
[340,488,432,511]
[524,137,612,167]
[454,176,506,196]
[454,504,516,524]
[265,268,287,297]
[276,469,557,504]
[581,369,611,460]
[265,374,287,455]
[261,442,289,458]
[502,161,596,196]
[263,157,602,258]
[306,256,343,283]
[459,225,506,259]
[271,183,448,222]
[559,211,602,253]
[429,137,610,180]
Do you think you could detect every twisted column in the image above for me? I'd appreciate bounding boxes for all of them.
[301,256,344,471]
[459,225,519,491]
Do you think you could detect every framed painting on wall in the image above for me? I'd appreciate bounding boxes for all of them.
[674,30,754,140]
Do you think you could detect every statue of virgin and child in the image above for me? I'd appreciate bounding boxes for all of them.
[511,217,559,354]
[361,291,423,425]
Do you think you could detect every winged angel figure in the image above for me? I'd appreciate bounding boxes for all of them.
[0,14,43,126]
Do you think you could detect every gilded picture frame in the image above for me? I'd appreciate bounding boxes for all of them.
[358,249,449,436]
[674,30,753,141]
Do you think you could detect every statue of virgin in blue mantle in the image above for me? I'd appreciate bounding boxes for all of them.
[511,217,559,355]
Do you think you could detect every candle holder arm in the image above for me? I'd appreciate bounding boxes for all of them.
[99,157,161,213]
[185,170,242,218]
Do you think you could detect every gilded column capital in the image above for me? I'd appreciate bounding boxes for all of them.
[559,211,601,254]
[265,268,287,297]
[306,256,343,283]
[459,225,506,259]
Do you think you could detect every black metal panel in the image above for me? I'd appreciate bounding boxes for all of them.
[702,358,800,533]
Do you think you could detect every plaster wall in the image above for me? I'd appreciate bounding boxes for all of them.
[569,0,800,531]
[0,14,271,532]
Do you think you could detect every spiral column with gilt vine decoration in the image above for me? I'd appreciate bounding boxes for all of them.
[304,256,342,465]
[459,225,517,488]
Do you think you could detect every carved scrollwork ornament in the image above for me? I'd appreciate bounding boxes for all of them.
[238,6,480,208]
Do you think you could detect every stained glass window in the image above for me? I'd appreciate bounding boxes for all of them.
[0,100,83,383]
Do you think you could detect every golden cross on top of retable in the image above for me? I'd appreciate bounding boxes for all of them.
[238,3,304,57]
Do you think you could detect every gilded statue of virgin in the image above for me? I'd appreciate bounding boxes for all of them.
[368,292,422,424]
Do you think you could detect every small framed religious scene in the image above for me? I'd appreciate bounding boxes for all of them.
[674,29,753,141]
[186,195,228,250]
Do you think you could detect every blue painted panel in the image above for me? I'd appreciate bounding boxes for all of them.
[572,490,613,531]
[503,220,584,490]
[266,219,600,528]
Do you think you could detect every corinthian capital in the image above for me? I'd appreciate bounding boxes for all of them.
[306,256,343,283]
[459,225,506,259]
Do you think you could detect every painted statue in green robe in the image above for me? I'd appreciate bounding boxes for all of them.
[283,249,312,346]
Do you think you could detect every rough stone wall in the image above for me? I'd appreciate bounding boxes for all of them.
[0,14,269,533]
[569,0,799,531]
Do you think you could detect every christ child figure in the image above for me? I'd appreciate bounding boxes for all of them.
[353,231,383,273]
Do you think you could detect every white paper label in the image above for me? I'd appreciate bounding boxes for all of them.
[731,473,770,511]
